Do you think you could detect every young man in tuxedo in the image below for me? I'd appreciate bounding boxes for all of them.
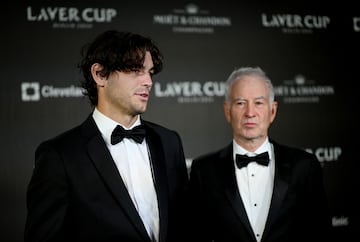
[25,30,189,242]
[189,66,332,242]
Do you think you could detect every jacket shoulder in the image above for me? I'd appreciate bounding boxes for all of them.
[191,144,232,168]
[272,139,317,160]
[142,119,181,139]
[37,115,95,150]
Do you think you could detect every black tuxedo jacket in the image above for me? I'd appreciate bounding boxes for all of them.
[189,140,332,242]
[25,114,189,242]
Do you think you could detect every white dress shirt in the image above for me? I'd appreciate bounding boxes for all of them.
[92,108,159,242]
[233,138,275,242]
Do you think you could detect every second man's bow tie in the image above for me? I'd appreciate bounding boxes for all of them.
[111,125,146,144]
[236,152,270,169]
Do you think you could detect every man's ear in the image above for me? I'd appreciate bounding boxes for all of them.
[223,101,231,124]
[270,101,278,124]
[91,63,106,87]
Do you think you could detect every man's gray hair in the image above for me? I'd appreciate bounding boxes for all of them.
[224,66,275,104]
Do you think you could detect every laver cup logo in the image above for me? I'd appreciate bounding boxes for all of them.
[21,82,40,101]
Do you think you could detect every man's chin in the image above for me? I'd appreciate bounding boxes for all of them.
[134,106,147,115]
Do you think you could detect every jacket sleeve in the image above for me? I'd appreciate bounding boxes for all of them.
[24,141,68,242]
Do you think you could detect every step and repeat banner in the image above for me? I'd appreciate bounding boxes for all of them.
[1,1,358,241]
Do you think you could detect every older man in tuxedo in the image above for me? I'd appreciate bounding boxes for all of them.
[189,66,332,242]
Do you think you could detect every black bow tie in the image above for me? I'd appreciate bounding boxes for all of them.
[235,152,270,169]
[111,125,146,144]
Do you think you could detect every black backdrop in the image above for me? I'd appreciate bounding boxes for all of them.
[1,1,358,241]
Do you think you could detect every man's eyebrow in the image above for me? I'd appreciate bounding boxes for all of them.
[255,96,266,100]
[232,97,246,102]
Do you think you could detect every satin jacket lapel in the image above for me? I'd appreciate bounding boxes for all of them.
[143,123,169,242]
[81,116,150,241]
[262,142,290,240]
[221,144,256,239]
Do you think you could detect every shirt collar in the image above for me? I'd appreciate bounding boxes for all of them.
[233,137,271,160]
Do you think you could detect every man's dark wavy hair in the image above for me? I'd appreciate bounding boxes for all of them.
[79,30,163,106]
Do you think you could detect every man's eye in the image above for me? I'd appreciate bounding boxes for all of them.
[133,69,144,75]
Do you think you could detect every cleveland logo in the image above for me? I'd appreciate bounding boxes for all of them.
[21,82,40,101]
[21,82,84,102]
